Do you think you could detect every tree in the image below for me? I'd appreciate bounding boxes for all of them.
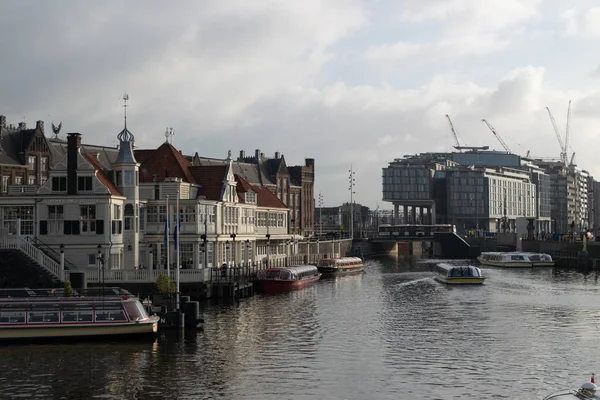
[63,280,73,297]
[155,274,175,294]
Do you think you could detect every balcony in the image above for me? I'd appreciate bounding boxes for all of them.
[8,185,39,196]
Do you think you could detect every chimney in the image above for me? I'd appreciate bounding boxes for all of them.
[275,151,280,159]
[0,116,6,130]
[255,149,260,161]
[18,122,26,130]
[240,150,245,160]
[305,158,315,168]
[67,133,82,195]
[36,120,44,132]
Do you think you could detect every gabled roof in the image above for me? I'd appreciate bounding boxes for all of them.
[253,184,287,209]
[235,175,255,203]
[0,125,46,166]
[81,153,122,196]
[136,142,195,183]
[188,165,227,201]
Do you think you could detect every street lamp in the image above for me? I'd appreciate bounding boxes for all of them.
[266,233,271,267]
[230,233,236,267]
[245,239,251,266]
[96,244,105,288]
[225,240,230,267]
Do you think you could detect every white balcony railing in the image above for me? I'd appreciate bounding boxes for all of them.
[8,184,39,195]
[0,236,64,281]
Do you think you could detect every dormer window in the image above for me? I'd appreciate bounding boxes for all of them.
[78,176,93,191]
[52,177,67,192]
[28,156,36,171]
[245,191,256,204]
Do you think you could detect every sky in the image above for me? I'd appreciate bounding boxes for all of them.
[2,0,600,210]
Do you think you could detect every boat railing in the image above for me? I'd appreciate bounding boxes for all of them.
[0,236,64,281]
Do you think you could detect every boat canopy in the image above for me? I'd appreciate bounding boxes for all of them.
[258,265,319,280]
[436,263,483,278]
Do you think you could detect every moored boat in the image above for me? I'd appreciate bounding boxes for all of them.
[0,287,159,341]
[257,265,321,293]
[477,251,554,267]
[433,263,485,285]
[543,375,600,399]
[317,256,364,276]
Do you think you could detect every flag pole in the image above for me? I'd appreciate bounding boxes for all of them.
[176,190,180,312]
[166,195,170,278]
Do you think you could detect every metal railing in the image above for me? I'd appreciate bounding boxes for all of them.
[26,237,78,271]
[0,236,64,281]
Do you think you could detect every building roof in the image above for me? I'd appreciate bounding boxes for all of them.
[81,153,122,196]
[253,184,287,209]
[188,165,227,201]
[136,142,195,184]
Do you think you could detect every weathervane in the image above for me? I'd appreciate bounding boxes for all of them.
[165,127,174,144]
[51,121,62,139]
[123,93,129,129]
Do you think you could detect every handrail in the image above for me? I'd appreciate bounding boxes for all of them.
[0,236,64,281]
[26,237,77,271]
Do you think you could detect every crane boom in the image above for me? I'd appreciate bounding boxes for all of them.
[546,106,567,166]
[481,119,511,153]
[565,100,571,159]
[445,114,462,148]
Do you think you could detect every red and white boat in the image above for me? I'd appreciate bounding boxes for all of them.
[257,265,321,293]
[317,256,365,277]
[0,287,159,341]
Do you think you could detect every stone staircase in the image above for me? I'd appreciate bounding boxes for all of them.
[0,249,61,288]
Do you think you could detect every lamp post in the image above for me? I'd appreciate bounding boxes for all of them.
[266,233,271,267]
[230,233,236,267]
[59,243,65,281]
[225,240,230,267]
[349,166,355,239]
[97,244,105,291]
[149,244,153,270]
[245,239,251,267]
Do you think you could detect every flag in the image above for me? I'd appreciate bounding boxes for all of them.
[163,204,170,246]
[174,209,181,251]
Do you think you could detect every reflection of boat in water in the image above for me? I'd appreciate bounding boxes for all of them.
[317,257,364,277]
[477,251,554,267]
[543,375,600,399]
[0,287,159,341]
[433,263,485,285]
[257,265,321,293]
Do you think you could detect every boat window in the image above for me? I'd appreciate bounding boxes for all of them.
[511,255,525,261]
[280,270,292,280]
[61,311,93,322]
[0,311,26,324]
[123,300,149,321]
[266,270,280,279]
[318,260,333,267]
[95,310,127,322]
[28,311,59,323]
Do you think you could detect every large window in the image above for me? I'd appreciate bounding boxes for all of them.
[52,177,67,192]
[80,205,96,234]
[48,205,64,235]
[124,204,134,231]
[124,171,134,186]
[147,205,166,223]
[14,176,23,185]
[181,243,194,269]
[183,205,196,223]
[2,176,8,193]
[1,206,34,235]
[40,157,48,171]
[28,176,35,185]
[28,156,35,171]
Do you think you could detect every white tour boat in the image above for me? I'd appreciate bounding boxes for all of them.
[543,375,600,399]
[477,251,554,268]
[433,263,485,285]
[0,287,159,341]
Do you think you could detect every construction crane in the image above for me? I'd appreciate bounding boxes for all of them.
[445,114,489,152]
[569,152,576,166]
[481,119,511,153]
[565,100,572,165]
[545,106,568,166]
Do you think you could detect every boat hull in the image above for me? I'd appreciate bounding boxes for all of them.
[434,276,485,285]
[261,275,321,293]
[317,264,364,277]
[0,316,159,340]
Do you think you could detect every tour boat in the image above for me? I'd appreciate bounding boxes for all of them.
[543,375,600,399]
[433,263,485,285]
[477,251,554,267]
[316,256,365,277]
[0,287,159,341]
[257,265,321,293]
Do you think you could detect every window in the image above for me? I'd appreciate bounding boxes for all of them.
[14,176,23,185]
[124,204,134,231]
[28,176,35,185]
[48,205,64,235]
[1,206,34,235]
[1,176,8,193]
[183,205,196,223]
[41,157,48,171]
[124,171,134,186]
[78,176,93,191]
[52,177,67,192]
[80,205,96,234]
[28,156,35,171]
[40,176,47,185]
[113,204,121,220]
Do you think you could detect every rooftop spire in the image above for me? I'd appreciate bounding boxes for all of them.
[115,93,137,164]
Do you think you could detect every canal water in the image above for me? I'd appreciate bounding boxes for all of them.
[2,258,600,399]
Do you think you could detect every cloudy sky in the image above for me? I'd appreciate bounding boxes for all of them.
[1,0,600,209]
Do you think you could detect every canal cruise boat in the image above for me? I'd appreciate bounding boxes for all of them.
[433,263,485,285]
[256,265,321,293]
[543,375,600,399]
[477,251,554,267]
[316,256,365,277]
[0,287,159,341]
